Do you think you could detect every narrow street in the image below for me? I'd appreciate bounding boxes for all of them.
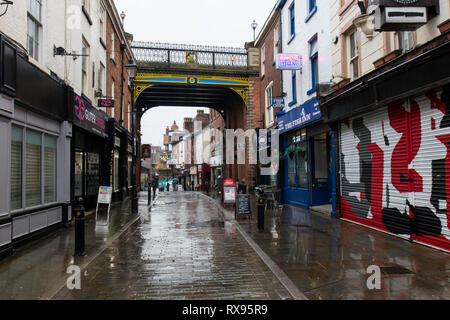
[52,192,291,300]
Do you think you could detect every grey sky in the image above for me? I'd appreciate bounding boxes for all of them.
[114,0,276,147]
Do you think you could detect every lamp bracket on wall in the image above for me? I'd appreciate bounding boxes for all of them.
[0,1,13,18]
[53,45,89,60]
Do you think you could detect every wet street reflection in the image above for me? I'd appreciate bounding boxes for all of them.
[238,203,450,300]
[54,192,291,300]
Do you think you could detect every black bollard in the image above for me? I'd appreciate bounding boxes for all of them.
[257,198,265,231]
[73,197,86,256]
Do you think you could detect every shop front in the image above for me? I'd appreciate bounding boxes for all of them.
[319,35,450,251]
[278,97,336,216]
[0,34,71,256]
[71,93,109,210]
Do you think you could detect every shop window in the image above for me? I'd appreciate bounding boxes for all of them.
[286,128,307,189]
[44,135,57,203]
[10,126,23,210]
[297,142,308,189]
[114,150,119,192]
[86,153,100,196]
[26,130,42,207]
[288,154,296,187]
[128,156,132,187]
[74,152,83,197]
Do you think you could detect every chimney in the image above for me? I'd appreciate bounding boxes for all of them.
[183,117,194,133]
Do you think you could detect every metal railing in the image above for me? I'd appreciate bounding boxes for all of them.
[131,41,248,68]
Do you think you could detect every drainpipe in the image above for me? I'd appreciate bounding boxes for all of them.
[120,42,125,125]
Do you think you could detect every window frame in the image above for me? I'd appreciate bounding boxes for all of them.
[308,35,318,95]
[265,82,274,127]
[289,2,295,40]
[10,124,58,212]
[27,0,42,61]
[261,44,266,77]
[289,70,297,106]
[348,30,359,80]
[81,39,90,95]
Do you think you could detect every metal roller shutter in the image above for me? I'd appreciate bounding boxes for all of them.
[340,88,450,252]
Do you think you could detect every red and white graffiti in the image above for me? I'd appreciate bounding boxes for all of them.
[340,87,450,251]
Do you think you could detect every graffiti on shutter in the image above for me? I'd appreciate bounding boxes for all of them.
[340,85,450,251]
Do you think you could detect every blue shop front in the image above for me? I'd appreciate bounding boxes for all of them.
[277,97,337,217]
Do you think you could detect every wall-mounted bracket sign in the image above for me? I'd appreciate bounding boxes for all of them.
[368,0,439,31]
[272,97,285,109]
[98,99,115,108]
[276,54,302,70]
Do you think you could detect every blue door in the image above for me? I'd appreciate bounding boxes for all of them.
[310,133,332,207]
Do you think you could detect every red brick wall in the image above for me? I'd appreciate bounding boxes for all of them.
[106,15,133,132]
[257,13,283,130]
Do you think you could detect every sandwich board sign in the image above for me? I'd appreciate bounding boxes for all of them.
[96,186,112,226]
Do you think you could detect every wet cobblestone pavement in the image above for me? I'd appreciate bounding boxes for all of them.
[235,201,450,300]
[53,192,291,300]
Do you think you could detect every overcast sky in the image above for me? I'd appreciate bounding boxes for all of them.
[114,0,276,147]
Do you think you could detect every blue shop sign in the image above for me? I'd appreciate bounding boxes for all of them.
[277,97,321,134]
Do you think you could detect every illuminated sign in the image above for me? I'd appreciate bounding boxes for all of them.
[276,54,302,70]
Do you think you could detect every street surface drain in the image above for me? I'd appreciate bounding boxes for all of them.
[380,265,414,275]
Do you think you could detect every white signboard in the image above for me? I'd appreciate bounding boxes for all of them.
[178,185,183,192]
[97,186,112,204]
[276,54,302,70]
[224,186,236,204]
[96,186,112,226]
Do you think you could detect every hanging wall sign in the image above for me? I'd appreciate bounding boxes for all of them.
[98,99,115,108]
[276,54,302,70]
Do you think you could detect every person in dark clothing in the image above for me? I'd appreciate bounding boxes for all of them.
[152,177,158,199]
[238,179,247,194]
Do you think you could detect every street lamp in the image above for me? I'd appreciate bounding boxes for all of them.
[251,20,258,42]
[126,59,138,214]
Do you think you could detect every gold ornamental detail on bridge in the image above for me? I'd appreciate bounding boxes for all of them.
[134,73,250,103]
[134,84,154,103]
[230,88,248,105]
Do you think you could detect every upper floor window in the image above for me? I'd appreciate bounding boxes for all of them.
[395,31,414,52]
[261,44,266,76]
[98,62,105,94]
[110,32,115,60]
[291,70,297,104]
[27,0,42,61]
[308,0,317,13]
[83,0,90,13]
[81,39,90,94]
[273,25,279,63]
[289,2,295,38]
[309,36,318,93]
[349,30,359,79]
[99,4,106,41]
[265,82,274,126]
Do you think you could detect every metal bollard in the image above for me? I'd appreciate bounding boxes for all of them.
[73,197,86,256]
[257,197,265,231]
